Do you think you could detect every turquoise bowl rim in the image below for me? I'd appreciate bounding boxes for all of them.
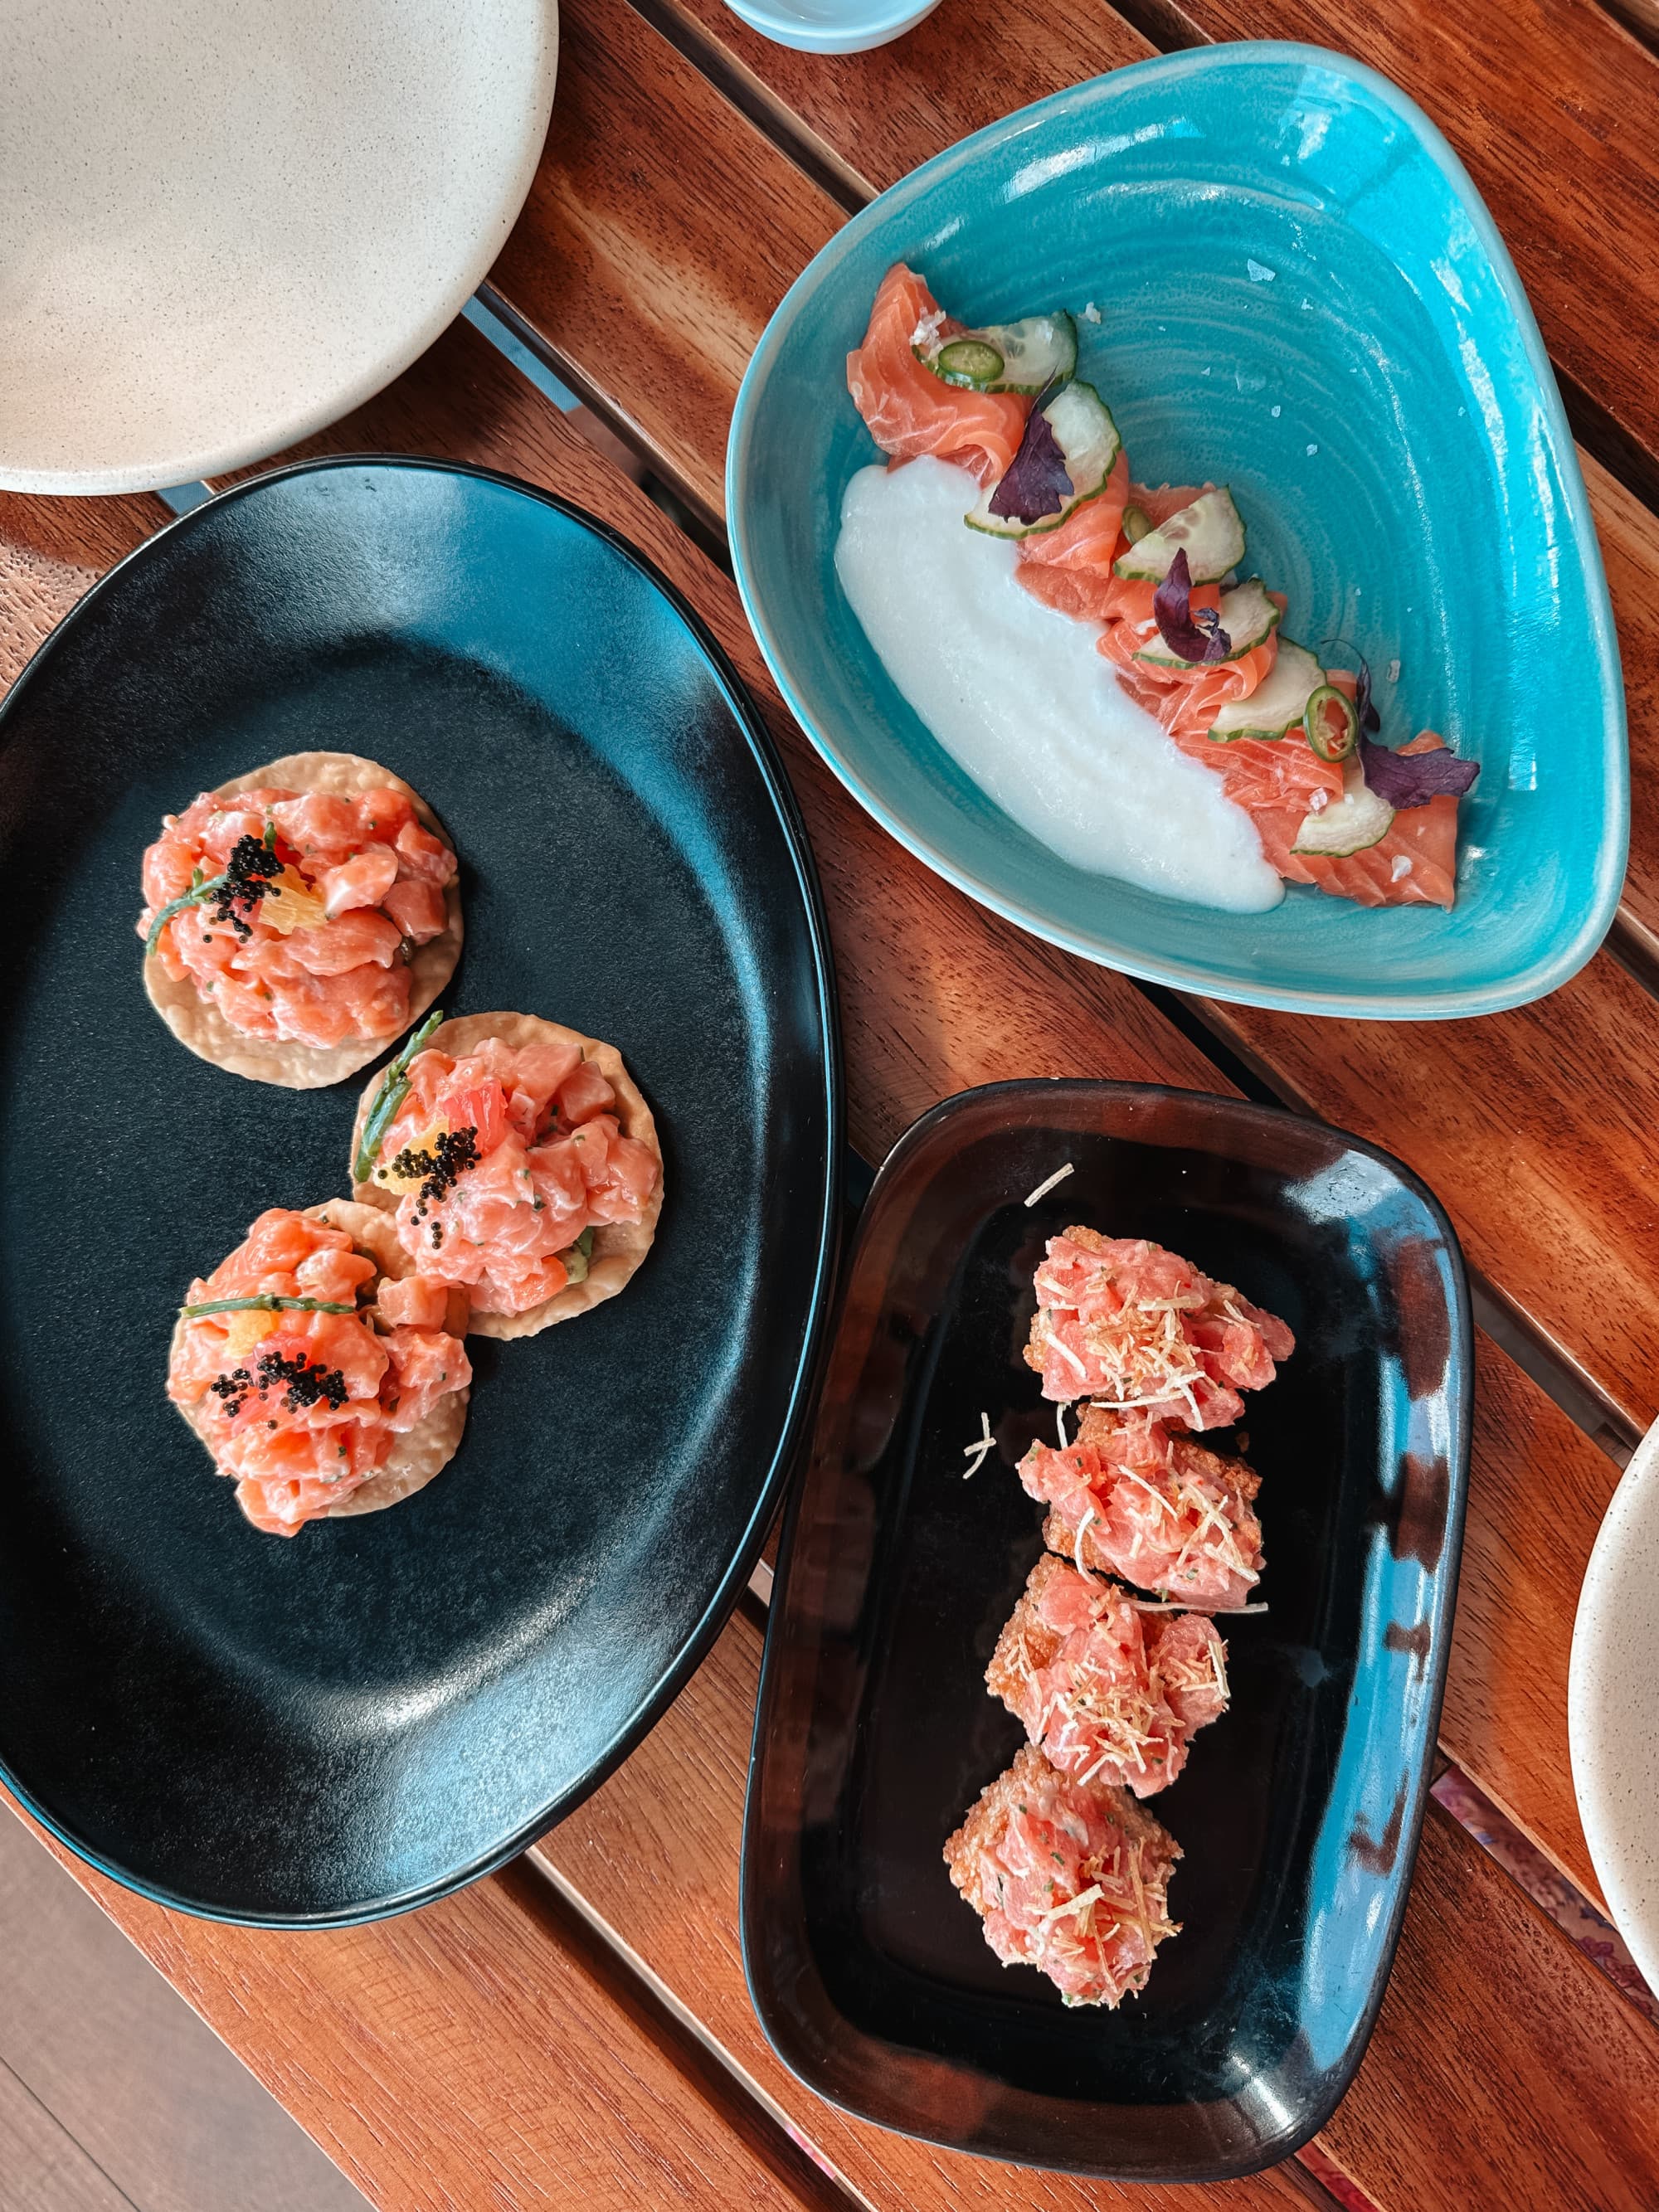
[727,40,1629,1023]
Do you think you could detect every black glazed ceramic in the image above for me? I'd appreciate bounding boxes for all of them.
[743,1082,1469,2180]
[0,458,839,1925]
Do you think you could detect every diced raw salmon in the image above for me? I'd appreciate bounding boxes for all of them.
[138,783,457,1052]
[368,1039,661,1318]
[943,1743,1180,2005]
[168,1207,471,1534]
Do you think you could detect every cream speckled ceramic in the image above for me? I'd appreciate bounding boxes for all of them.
[0,0,557,494]
[1569,1415,1659,1993]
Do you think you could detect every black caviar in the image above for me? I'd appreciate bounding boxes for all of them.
[206,834,286,941]
[391,1125,481,1218]
[209,1349,349,1420]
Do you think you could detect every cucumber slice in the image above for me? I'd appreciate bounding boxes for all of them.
[1303,683,1359,763]
[914,311,1078,394]
[1114,487,1245,583]
[1291,756,1394,856]
[966,380,1123,542]
[1121,504,1153,544]
[1207,639,1322,741]
[1135,576,1280,668]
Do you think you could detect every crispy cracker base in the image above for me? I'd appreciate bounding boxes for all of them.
[170,1198,470,1530]
[144,751,464,1090]
[348,1010,664,1340]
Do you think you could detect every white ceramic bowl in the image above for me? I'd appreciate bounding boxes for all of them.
[1569,1416,1659,1994]
[718,0,940,55]
[0,0,558,494]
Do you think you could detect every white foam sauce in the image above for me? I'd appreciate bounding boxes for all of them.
[834,457,1282,913]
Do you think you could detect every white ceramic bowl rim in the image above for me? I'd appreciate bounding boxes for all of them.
[1569,1416,1659,1997]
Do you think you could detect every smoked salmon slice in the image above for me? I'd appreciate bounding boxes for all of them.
[847,265,1029,487]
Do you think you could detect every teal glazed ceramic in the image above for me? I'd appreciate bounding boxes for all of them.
[727,44,1627,1020]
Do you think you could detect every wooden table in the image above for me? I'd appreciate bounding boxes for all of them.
[6,1,1659,2204]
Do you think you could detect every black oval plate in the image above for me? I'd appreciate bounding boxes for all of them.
[743,1082,1468,2181]
[0,458,840,1925]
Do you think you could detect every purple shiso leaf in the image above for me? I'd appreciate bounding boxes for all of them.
[1359,735,1480,809]
[987,386,1073,524]
[1153,547,1232,663]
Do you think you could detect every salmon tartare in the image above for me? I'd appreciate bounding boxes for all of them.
[139,751,461,1087]
[944,1743,1182,2008]
[987,1553,1229,1797]
[168,1201,472,1535]
[352,1010,664,1338]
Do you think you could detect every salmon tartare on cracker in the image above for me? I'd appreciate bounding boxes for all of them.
[350,1010,663,1339]
[944,1743,1181,2007]
[139,751,462,1087]
[988,1553,1228,1797]
[168,1202,472,1536]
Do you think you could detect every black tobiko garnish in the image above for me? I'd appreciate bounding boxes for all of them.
[1153,548,1231,664]
[1359,736,1480,809]
[987,385,1073,525]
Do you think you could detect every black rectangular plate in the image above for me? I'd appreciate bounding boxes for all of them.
[742,1081,1469,2180]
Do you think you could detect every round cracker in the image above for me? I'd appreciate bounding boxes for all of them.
[348,1010,664,1341]
[169,1198,471,1531]
[143,751,464,1090]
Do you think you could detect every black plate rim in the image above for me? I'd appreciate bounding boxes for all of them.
[741,1077,1472,2181]
[0,453,844,1928]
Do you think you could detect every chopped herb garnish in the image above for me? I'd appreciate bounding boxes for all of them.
[355,1008,445,1182]
[181,1293,356,1318]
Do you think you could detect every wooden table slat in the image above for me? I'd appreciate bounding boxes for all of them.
[1,1796,850,2212]
[0,491,175,689]
[483,0,1659,1438]
[540,1601,1659,2212]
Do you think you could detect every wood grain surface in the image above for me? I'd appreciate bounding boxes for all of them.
[0,1811,365,2212]
[0,492,171,688]
[2,1796,852,2212]
[479,0,1659,1441]
[488,0,840,526]
[536,1602,1659,2212]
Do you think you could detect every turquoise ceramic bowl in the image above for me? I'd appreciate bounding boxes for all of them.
[727,44,1627,1020]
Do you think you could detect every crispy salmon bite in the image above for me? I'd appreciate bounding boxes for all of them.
[944,1743,1181,2007]
[138,751,463,1088]
[348,1010,664,1340]
[168,1201,473,1536]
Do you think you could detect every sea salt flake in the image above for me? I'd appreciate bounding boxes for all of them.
[1247,259,1277,283]
[1386,659,1401,683]
[1306,442,1319,455]
[1308,788,1330,814]
[1270,404,1282,418]
[1391,855,1413,882]
[1082,301,1102,324]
